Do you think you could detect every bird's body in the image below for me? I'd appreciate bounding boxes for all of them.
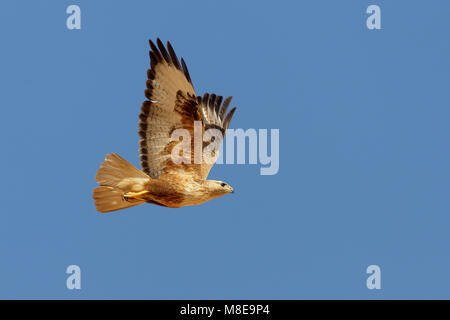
[144,176,233,208]
[93,39,236,213]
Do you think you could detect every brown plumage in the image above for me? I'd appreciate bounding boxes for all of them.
[93,39,236,213]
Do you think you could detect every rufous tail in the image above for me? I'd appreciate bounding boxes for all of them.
[93,153,150,213]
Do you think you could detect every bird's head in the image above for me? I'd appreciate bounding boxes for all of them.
[205,180,234,197]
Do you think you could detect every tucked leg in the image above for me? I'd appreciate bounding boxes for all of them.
[122,190,150,202]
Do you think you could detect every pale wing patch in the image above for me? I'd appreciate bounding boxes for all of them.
[138,39,196,179]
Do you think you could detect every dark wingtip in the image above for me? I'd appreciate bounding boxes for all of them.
[219,96,233,119]
[149,39,192,85]
[181,57,192,84]
[156,38,170,63]
[224,107,237,130]
[167,41,181,70]
[215,96,223,116]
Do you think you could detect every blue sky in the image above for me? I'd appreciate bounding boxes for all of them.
[1,0,450,299]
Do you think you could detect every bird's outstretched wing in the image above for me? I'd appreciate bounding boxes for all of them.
[138,39,236,180]
[196,93,236,179]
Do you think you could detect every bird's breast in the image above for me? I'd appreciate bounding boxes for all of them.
[146,176,208,207]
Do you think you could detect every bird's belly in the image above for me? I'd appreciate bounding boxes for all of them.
[146,178,209,208]
[148,194,208,208]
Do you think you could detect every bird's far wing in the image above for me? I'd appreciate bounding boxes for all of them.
[139,39,197,179]
[197,93,236,180]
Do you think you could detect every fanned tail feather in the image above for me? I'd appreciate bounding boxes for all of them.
[93,153,150,213]
[93,186,144,213]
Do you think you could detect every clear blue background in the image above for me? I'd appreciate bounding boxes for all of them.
[1,0,449,299]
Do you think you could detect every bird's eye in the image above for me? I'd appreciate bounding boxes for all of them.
[220,183,226,187]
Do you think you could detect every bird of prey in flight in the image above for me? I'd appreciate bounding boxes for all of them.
[93,39,236,213]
